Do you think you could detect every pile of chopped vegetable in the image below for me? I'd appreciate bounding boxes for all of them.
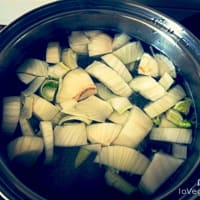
[1,30,195,197]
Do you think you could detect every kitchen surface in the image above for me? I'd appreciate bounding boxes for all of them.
[0,1,200,200]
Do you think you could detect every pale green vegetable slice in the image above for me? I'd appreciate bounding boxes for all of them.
[129,76,166,101]
[139,152,183,195]
[58,115,92,125]
[40,79,59,102]
[172,144,187,159]
[138,53,159,77]
[68,31,90,54]
[113,41,144,64]
[7,136,44,167]
[32,94,60,121]
[22,77,46,96]
[46,42,61,64]
[154,54,176,78]
[19,118,35,136]
[112,33,131,51]
[96,145,150,174]
[39,121,54,164]
[158,72,174,91]
[1,96,21,134]
[108,96,133,114]
[56,68,97,103]
[61,48,78,69]
[144,85,186,118]
[20,95,33,119]
[174,98,192,115]
[113,106,152,148]
[86,61,132,97]
[96,83,116,100]
[48,62,70,79]
[104,169,137,195]
[75,144,101,168]
[150,127,192,144]
[17,58,48,83]
[88,33,113,57]
[87,123,122,146]
[101,53,133,82]
[108,111,130,125]
[54,123,88,146]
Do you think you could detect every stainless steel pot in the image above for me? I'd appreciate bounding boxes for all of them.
[0,1,200,199]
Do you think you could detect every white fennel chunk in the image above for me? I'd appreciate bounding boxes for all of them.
[54,123,87,146]
[112,33,131,50]
[2,96,21,134]
[113,41,144,64]
[139,152,183,195]
[56,68,97,103]
[154,53,176,78]
[96,145,150,175]
[32,94,60,121]
[61,48,78,69]
[39,121,54,164]
[138,53,159,77]
[87,122,122,146]
[46,42,61,64]
[101,53,133,82]
[144,85,186,118]
[7,136,44,167]
[158,72,174,91]
[150,127,192,144]
[108,111,130,125]
[17,58,48,84]
[129,76,166,101]
[86,61,132,97]
[104,169,137,195]
[19,118,35,136]
[88,33,113,56]
[20,95,33,119]
[113,106,152,148]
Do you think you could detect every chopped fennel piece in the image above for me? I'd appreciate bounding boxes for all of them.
[56,68,97,103]
[101,53,133,82]
[86,122,122,146]
[19,118,35,136]
[61,48,78,69]
[150,127,192,144]
[20,95,33,119]
[113,41,144,64]
[48,62,70,79]
[2,96,21,134]
[129,76,166,101]
[54,123,88,146]
[154,53,176,78]
[96,83,116,101]
[113,106,152,148]
[68,31,90,54]
[158,72,174,91]
[159,116,177,128]
[88,33,113,56]
[32,94,60,121]
[172,143,187,159]
[7,136,44,167]
[22,76,46,96]
[17,58,48,84]
[108,111,130,125]
[112,33,131,50]
[174,98,193,115]
[86,61,132,97]
[96,145,150,174]
[46,42,61,64]
[138,53,159,77]
[40,79,59,102]
[139,152,183,195]
[39,121,54,164]
[58,115,92,125]
[108,96,133,114]
[83,30,102,38]
[104,169,137,195]
[144,85,186,118]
